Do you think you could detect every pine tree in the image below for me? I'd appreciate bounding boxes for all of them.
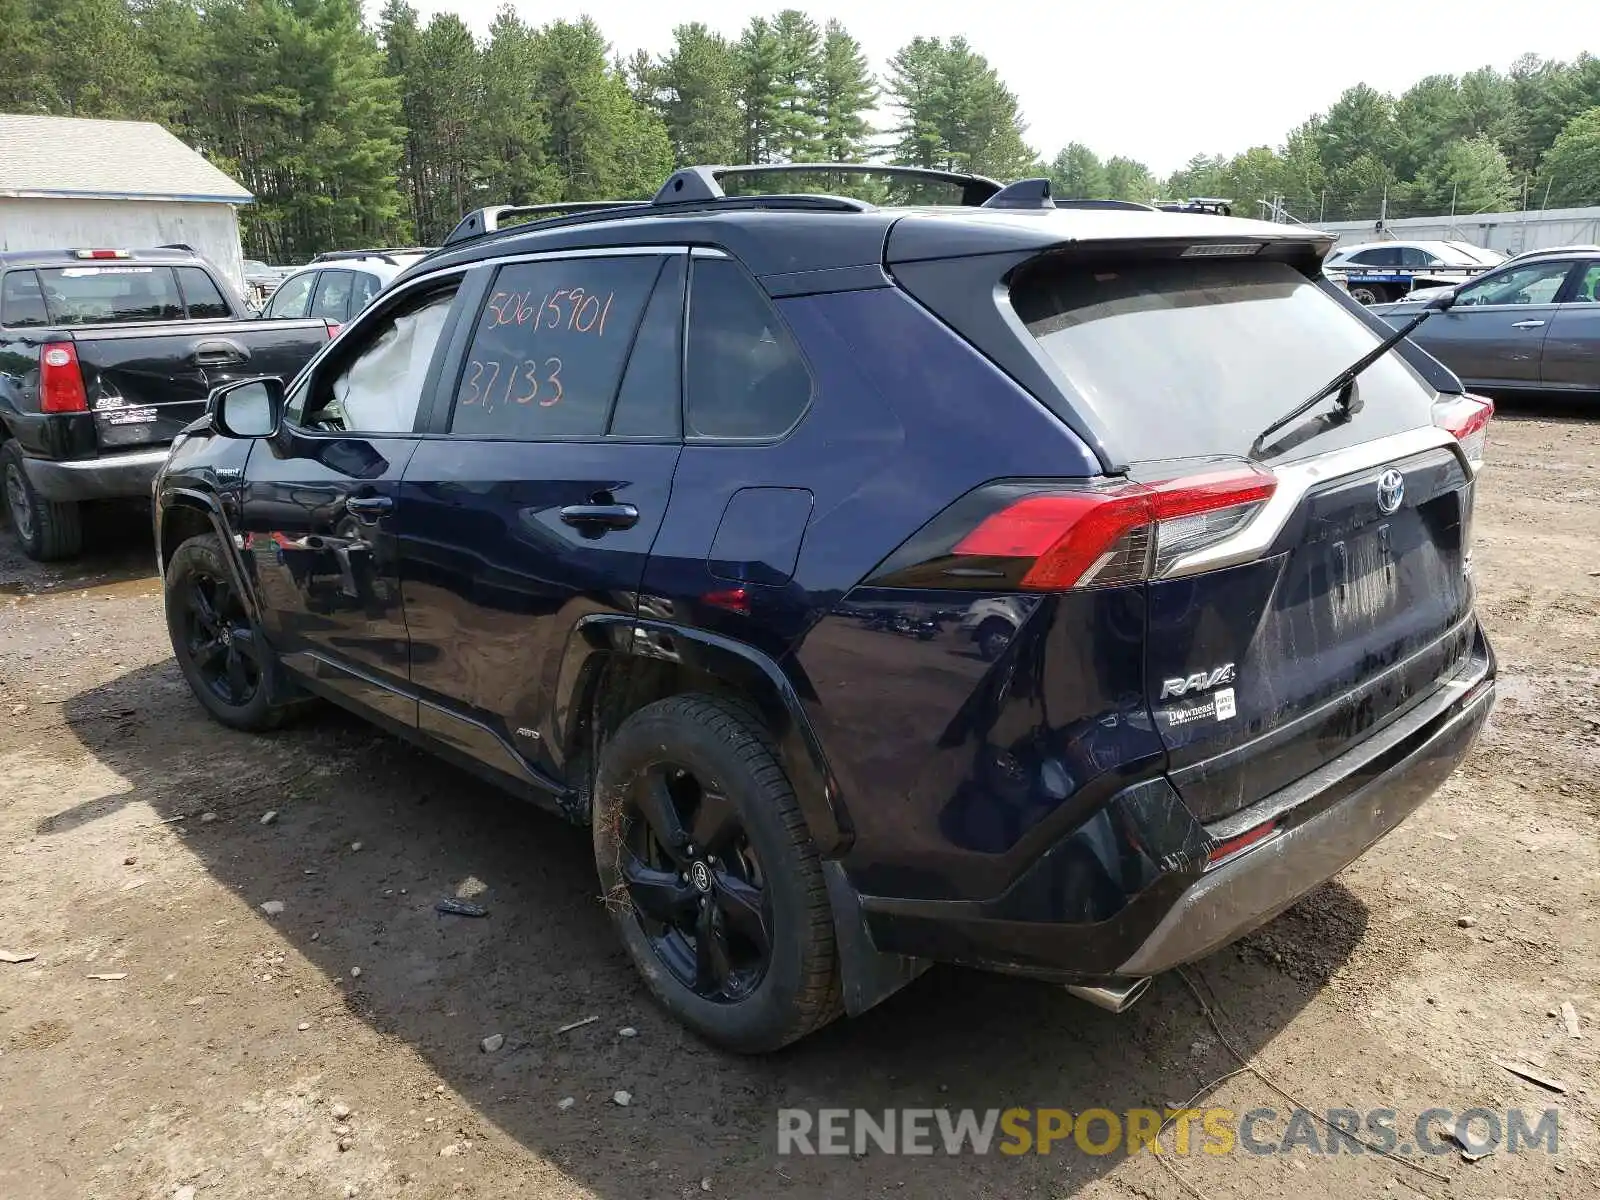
[1048,143,1109,199]
[1538,106,1600,207]
[534,18,671,200]
[378,0,426,241]
[479,6,556,210]
[654,23,742,166]
[734,17,783,164]
[769,9,822,162]
[814,20,875,164]
[411,13,484,239]
[885,36,1032,182]
[0,0,51,112]
[1103,156,1155,204]
[1410,135,1517,215]
[39,0,162,119]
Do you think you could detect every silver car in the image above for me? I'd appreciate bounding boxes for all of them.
[1371,250,1600,396]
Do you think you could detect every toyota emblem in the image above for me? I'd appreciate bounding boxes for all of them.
[1376,468,1405,515]
[690,861,713,893]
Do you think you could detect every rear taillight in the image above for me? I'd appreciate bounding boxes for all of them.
[952,467,1276,591]
[325,320,342,338]
[1434,393,1493,470]
[72,248,130,260]
[39,342,88,413]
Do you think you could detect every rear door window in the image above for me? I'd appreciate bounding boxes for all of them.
[448,255,662,439]
[609,256,686,438]
[266,272,316,318]
[174,266,231,319]
[685,257,811,440]
[33,265,184,325]
[1349,247,1402,267]
[311,270,354,321]
[352,272,383,313]
[1013,257,1435,462]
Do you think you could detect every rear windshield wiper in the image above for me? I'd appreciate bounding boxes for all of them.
[1250,291,1456,457]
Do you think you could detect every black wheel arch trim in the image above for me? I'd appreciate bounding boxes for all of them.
[551,614,852,859]
[158,486,263,627]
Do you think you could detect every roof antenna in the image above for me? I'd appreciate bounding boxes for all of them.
[982,178,1054,210]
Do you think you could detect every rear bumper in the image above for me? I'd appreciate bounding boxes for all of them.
[857,627,1495,981]
[22,447,170,503]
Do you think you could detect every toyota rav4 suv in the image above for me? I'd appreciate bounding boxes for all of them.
[155,164,1497,1053]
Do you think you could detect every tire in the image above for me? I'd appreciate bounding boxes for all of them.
[2,442,83,561]
[165,533,292,732]
[1349,283,1390,306]
[975,617,1014,662]
[594,694,840,1053]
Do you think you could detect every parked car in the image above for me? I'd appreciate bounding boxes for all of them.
[0,247,336,560]
[257,249,432,327]
[242,259,296,308]
[1371,248,1600,395]
[1324,240,1503,304]
[155,164,1497,1052]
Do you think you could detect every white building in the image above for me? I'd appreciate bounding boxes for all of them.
[0,113,252,293]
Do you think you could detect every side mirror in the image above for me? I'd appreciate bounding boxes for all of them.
[1426,289,1459,312]
[210,377,285,439]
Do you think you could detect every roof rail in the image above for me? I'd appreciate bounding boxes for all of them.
[1052,198,1159,212]
[653,163,1003,207]
[310,246,434,266]
[442,202,646,248]
[1155,198,1234,216]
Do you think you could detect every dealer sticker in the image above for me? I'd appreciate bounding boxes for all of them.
[1213,688,1237,721]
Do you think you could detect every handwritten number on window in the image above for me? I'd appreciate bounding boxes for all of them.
[463,356,564,410]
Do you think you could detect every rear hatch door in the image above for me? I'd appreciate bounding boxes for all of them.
[1005,248,1477,822]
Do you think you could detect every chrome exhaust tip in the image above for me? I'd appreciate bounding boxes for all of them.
[1064,976,1153,1013]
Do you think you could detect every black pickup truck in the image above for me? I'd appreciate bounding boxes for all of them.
[1,247,333,560]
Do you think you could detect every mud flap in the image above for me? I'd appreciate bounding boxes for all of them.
[823,860,931,1017]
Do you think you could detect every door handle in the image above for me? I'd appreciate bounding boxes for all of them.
[191,339,250,367]
[345,494,394,522]
[1511,319,1547,329]
[560,503,639,531]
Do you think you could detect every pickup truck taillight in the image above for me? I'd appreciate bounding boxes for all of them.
[39,343,88,413]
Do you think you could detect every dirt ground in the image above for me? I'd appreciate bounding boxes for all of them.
[1,408,1596,1200]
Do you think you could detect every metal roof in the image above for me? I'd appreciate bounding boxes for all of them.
[0,113,252,204]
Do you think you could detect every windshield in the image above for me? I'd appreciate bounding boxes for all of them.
[1446,242,1505,266]
[1013,258,1436,462]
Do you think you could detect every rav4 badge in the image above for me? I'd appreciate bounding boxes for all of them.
[1160,664,1237,700]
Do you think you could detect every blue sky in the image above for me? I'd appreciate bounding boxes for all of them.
[399,0,1596,174]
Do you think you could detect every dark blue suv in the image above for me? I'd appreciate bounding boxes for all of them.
[155,165,1497,1052]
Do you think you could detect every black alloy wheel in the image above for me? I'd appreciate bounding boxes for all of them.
[164,533,295,731]
[593,694,840,1052]
[179,568,262,709]
[618,763,772,1002]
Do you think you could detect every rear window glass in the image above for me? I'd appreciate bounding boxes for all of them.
[449,256,660,438]
[33,265,184,325]
[1013,259,1433,462]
